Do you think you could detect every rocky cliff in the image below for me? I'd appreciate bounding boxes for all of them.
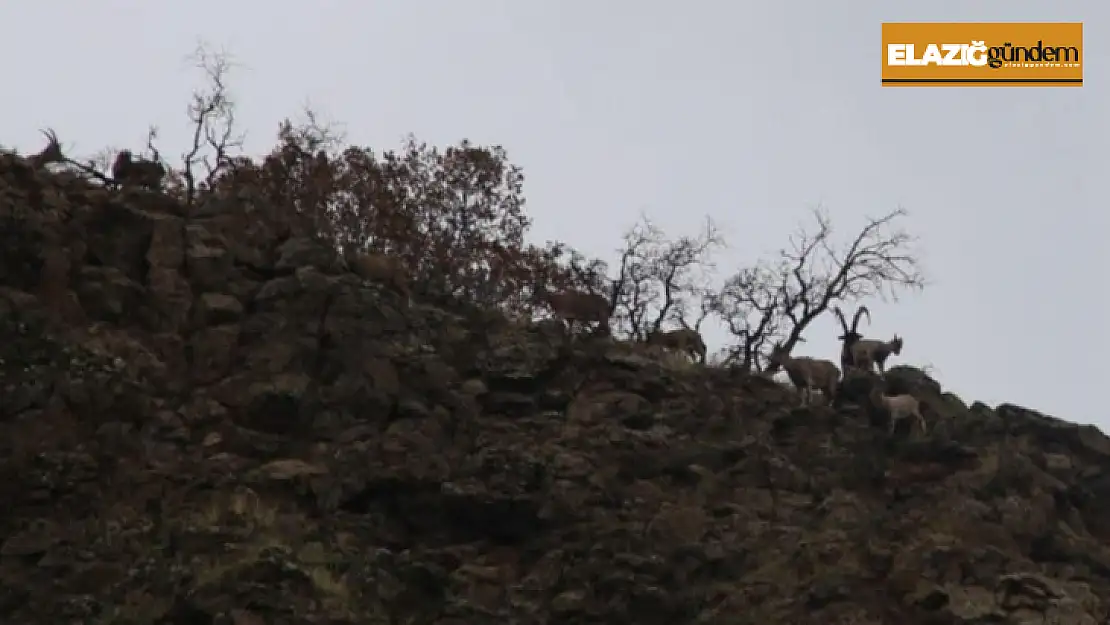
[2,153,1109,625]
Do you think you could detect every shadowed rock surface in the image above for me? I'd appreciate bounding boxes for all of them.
[2,152,1109,624]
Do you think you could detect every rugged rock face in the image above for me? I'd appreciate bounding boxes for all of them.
[2,154,1110,624]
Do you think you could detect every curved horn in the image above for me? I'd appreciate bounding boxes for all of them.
[28,128,63,167]
[850,305,871,334]
[832,306,849,336]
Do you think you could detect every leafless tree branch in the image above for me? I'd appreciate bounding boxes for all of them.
[179,41,245,208]
[713,206,925,372]
[608,214,723,339]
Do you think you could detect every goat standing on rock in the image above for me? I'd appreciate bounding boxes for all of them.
[646,327,707,363]
[535,286,611,336]
[768,342,840,407]
[852,335,904,375]
[833,305,871,373]
[112,149,166,189]
[26,129,65,169]
[869,382,926,436]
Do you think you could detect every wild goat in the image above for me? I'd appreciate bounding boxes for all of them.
[347,251,411,302]
[767,342,840,406]
[646,327,707,363]
[535,287,611,335]
[832,305,871,372]
[26,129,64,168]
[112,149,166,189]
[851,334,904,375]
[869,382,926,436]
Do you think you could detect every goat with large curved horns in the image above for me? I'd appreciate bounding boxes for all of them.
[832,305,871,372]
[27,129,65,169]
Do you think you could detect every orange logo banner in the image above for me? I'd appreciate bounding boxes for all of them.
[881,22,1083,87]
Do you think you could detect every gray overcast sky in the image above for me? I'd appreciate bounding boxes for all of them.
[2,1,1105,425]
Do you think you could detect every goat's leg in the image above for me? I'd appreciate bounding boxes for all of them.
[560,319,574,344]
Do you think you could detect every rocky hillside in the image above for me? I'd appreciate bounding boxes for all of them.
[2,153,1110,625]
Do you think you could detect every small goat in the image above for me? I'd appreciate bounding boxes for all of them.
[851,335,904,375]
[112,149,166,189]
[347,251,411,302]
[646,327,707,363]
[536,287,611,335]
[869,383,926,436]
[832,305,871,372]
[26,129,64,169]
[767,342,840,406]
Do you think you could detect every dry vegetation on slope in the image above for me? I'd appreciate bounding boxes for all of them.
[1,48,1109,624]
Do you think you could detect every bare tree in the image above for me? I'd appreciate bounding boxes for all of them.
[83,147,118,175]
[177,41,245,208]
[712,206,925,372]
[616,218,664,336]
[608,214,723,339]
[708,261,786,370]
[672,285,717,333]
